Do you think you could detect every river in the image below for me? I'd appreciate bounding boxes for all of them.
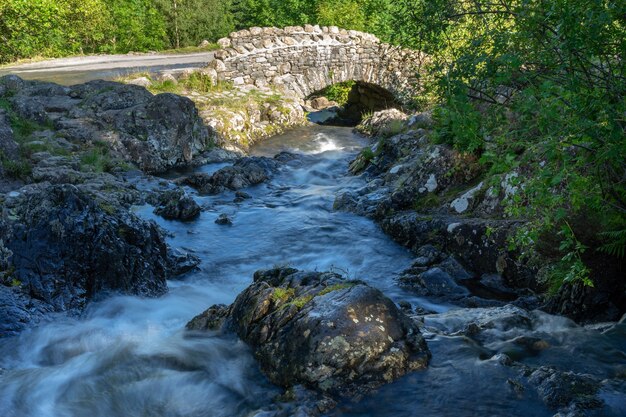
[0,124,624,416]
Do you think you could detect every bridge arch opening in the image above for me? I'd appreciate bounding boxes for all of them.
[306,80,403,126]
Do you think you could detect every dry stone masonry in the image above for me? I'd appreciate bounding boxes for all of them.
[207,25,425,102]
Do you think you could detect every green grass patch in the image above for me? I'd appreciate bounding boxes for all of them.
[317,80,355,106]
[148,79,182,94]
[318,282,355,296]
[98,201,116,215]
[291,295,313,309]
[413,193,441,211]
[271,287,295,303]
[80,147,113,173]
[20,141,70,158]
[0,98,11,111]
[181,72,232,94]
[381,119,406,138]
[0,153,32,179]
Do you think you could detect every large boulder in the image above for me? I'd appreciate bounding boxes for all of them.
[187,267,430,397]
[1,76,213,173]
[0,184,172,335]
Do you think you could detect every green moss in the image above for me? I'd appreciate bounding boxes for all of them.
[318,282,355,296]
[0,98,11,111]
[80,148,113,173]
[148,79,182,94]
[21,141,71,158]
[291,295,313,309]
[381,119,406,138]
[0,154,32,179]
[413,193,441,211]
[98,201,117,215]
[271,287,295,303]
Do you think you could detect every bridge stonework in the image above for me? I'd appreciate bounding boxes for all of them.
[207,25,424,103]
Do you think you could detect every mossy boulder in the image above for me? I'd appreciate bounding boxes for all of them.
[187,267,430,398]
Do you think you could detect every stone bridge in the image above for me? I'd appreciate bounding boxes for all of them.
[206,25,425,105]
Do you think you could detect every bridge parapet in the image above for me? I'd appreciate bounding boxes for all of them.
[207,25,424,103]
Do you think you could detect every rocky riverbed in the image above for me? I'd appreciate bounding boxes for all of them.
[0,75,624,417]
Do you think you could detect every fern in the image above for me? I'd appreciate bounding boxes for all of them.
[598,229,626,258]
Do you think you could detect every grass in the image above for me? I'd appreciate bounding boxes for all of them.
[80,146,113,173]
[271,287,295,303]
[0,103,54,179]
[361,147,375,161]
[0,156,32,179]
[98,201,117,215]
[291,295,313,309]
[1,99,54,143]
[119,71,235,97]
[0,98,11,111]
[381,119,407,138]
[413,193,441,211]
[0,55,50,69]
[20,140,71,158]
[318,282,355,296]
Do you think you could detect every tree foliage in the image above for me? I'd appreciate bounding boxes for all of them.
[0,0,401,63]
[0,0,111,61]
[231,0,397,40]
[0,0,232,62]
[156,0,235,49]
[106,0,167,53]
[397,0,626,284]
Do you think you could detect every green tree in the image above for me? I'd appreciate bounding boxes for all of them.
[105,0,167,53]
[157,0,235,48]
[397,0,626,285]
[230,0,396,38]
[231,0,320,29]
[0,0,111,63]
[317,0,366,31]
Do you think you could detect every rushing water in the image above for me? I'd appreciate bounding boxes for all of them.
[1,125,625,416]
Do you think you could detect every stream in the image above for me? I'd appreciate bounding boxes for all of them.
[0,125,625,416]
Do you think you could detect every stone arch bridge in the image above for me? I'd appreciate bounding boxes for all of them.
[206,25,425,105]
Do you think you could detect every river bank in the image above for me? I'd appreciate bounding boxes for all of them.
[0,75,624,416]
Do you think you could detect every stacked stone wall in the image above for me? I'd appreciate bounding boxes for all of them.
[206,25,424,103]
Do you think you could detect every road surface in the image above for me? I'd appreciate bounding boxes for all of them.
[0,52,215,85]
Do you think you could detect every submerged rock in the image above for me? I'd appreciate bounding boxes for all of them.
[166,248,201,276]
[423,304,533,339]
[527,366,603,412]
[153,189,201,220]
[179,156,280,195]
[187,267,430,398]
[214,213,233,225]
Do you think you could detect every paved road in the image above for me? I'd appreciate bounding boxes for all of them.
[0,52,215,85]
